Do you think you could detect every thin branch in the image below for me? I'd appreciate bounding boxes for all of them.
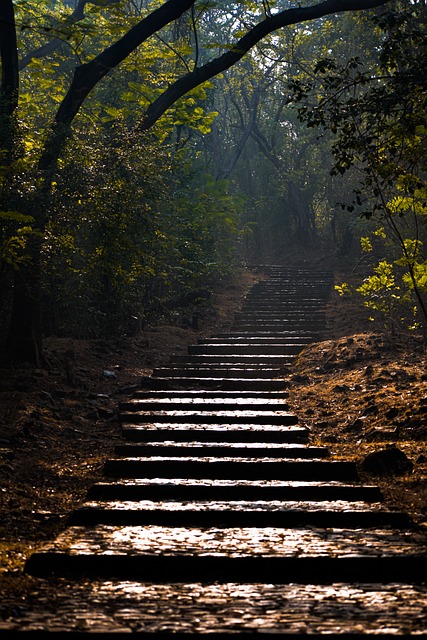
[191,4,199,67]
[154,32,191,72]
[19,0,90,70]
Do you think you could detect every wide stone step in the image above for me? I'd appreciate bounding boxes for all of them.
[231,323,326,332]
[121,425,309,443]
[233,317,326,324]
[25,525,427,582]
[245,294,330,300]
[103,458,358,481]
[213,331,317,340]
[235,311,326,318]
[199,336,314,343]
[3,581,426,635]
[139,377,288,391]
[170,355,295,365]
[113,443,327,458]
[133,390,289,399]
[187,344,304,355]
[152,367,284,379]
[68,500,411,528]
[87,479,385,503]
[120,399,291,412]
[243,295,327,301]
[162,360,295,369]
[119,410,298,425]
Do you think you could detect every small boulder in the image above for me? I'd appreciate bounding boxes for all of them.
[365,427,399,442]
[361,446,413,476]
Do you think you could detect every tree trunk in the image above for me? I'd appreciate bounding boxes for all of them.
[4,238,43,366]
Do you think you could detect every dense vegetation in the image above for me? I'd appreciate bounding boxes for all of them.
[1,0,426,364]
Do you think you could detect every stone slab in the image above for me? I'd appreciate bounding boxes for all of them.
[87,479,385,503]
[121,425,309,443]
[2,582,426,635]
[102,458,359,481]
[24,525,427,582]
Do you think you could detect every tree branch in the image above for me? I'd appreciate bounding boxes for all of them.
[55,0,196,125]
[139,0,392,131]
[19,0,90,70]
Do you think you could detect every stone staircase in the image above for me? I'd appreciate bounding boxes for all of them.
[3,266,427,637]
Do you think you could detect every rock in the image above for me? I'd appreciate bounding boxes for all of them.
[291,374,310,383]
[363,404,378,416]
[365,427,399,442]
[0,448,15,461]
[361,446,413,475]
[333,384,350,393]
[117,385,139,395]
[385,407,399,420]
[345,418,364,432]
[103,370,117,379]
[364,364,374,376]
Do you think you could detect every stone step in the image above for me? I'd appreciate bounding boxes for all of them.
[114,443,328,458]
[165,359,295,368]
[235,311,326,317]
[3,581,426,635]
[198,336,314,343]
[103,458,358,481]
[87,479,384,503]
[119,411,298,425]
[121,425,309,443]
[245,293,330,299]
[244,295,330,301]
[68,500,411,529]
[132,390,289,399]
[213,331,318,340]
[187,344,304,355]
[120,399,291,412]
[151,368,285,379]
[139,377,288,391]
[170,355,295,365]
[25,525,427,582]
[239,307,326,313]
[231,323,325,331]
[233,317,326,324]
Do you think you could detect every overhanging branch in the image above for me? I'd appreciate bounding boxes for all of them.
[139,0,392,131]
[55,0,195,125]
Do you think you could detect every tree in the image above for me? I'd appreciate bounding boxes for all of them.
[0,0,393,364]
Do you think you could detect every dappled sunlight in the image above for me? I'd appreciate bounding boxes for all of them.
[45,525,427,558]
[2,580,427,633]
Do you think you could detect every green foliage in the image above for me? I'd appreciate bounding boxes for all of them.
[355,259,421,332]
[288,2,427,335]
[41,123,242,338]
[0,211,35,269]
[334,282,352,297]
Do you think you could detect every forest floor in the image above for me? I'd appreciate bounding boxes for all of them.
[0,265,426,612]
